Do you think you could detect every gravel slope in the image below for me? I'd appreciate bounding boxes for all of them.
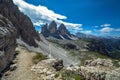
[1,46,39,80]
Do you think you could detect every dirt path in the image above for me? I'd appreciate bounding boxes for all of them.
[1,46,39,80]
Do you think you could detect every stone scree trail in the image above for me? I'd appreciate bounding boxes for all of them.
[1,46,39,80]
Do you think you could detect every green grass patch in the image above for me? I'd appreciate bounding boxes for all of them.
[32,52,47,64]
[85,51,109,59]
[112,59,120,67]
[56,69,83,80]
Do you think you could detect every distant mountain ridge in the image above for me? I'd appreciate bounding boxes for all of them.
[41,21,74,40]
[76,32,97,39]
[76,32,120,59]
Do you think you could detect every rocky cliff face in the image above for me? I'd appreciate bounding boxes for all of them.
[0,0,40,47]
[0,14,16,72]
[41,21,72,40]
[49,21,57,33]
[58,23,71,36]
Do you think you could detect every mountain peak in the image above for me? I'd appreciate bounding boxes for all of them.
[41,21,72,40]
[58,23,70,36]
[49,21,57,33]
[58,23,66,29]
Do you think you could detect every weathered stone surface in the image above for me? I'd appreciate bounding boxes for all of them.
[0,0,40,47]
[49,21,57,33]
[31,59,57,80]
[41,21,72,40]
[0,14,16,72]
[52,59,64,71]
[58,23,71,36]
[105,68,120,80]
[41,23,50,37]
[84,58,113,67]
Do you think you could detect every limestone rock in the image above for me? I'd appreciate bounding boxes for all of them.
[41,23,49,37]
[0,14,16,72]
[52,59,64,71]
[0,0,40,47]
[41,21,72,40]
[106,68,120,80]
[49,21,57,34]
[31,59,57,80]
[58,23,71,36]
[84,58,113,67]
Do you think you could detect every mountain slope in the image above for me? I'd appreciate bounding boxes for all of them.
[0,0,40,47]
[0,14,16,72]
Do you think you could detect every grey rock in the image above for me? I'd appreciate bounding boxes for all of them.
[41,21,72,40]
[0,0,40,47]
[0,14,16,72]
[84,58,113,67]
[52,59,64,71]
[49,21,57,34]
[105,68,120,80]
[58,23,71,36]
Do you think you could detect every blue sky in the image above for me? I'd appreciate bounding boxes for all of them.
[14,0,120,37]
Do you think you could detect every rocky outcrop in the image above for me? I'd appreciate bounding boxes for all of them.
[52,59,64,71]
[0,14,16,72]
[49,21,57,33]
[41,24,50,37]
[106,68,120,80]
[79,59,113,80]
[31,58,120,80]
[58,23,71,36]
[31,59,58,80]
[0,0,40,47]
[41,21,72,40]
[84,58,113,67]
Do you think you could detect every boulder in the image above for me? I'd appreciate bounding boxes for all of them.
[52,59,64,71]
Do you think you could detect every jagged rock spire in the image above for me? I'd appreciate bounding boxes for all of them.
[41,21,72,40]
[58,23,71,36]
[49,21,57,33]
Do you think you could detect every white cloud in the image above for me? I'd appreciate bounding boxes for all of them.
[100,27,113,33]
[13,0,82,32]
[81,30,92,34]
[114,28,120,31]
[100,25,120,33]
[101,24,111,27]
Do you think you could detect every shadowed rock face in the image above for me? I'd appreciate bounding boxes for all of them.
[41,21,72,40]
[0,0,40,47]
[0,14,16,72]
[58,23,71,36]
[49,21,57,34]
[41,24,50,37]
